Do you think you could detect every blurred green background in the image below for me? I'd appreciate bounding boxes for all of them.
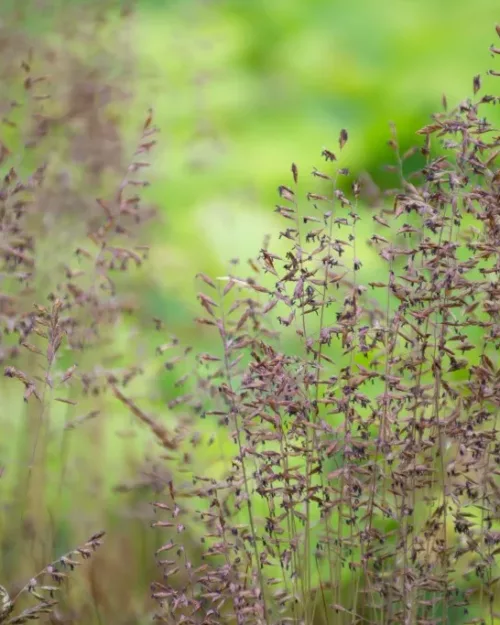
[0,0,499,623]
[133,0,500,331]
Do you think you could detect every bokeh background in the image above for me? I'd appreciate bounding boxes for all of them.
[0,0,499,623]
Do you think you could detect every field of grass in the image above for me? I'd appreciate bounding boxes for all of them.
[0,1,499,624]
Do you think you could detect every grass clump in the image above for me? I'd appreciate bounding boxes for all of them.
[148,25,500,625]
[0,3,159,622]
